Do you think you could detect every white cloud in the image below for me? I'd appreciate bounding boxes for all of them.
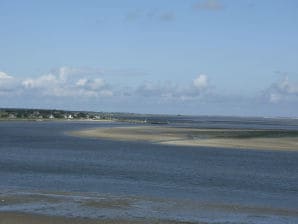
[135,74,210,101]
[0,71,13,80]
[278,76,298,94]
[76,78,88,87]
[22,74,59,89]
[193,74,208,90]
[89,78,106,90]
[99,90,114,97]
[1,67,113,99]
[21,67,111,98]
[265,76,298,103]
[136,82,165,97]
[269,93,282,103]
[0,71,20,95]
[76,78,106,90]
[52,66,103,81]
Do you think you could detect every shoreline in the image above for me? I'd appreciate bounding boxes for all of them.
[69,126,298,151]
[0,212,194,224]
[1,192,297,224]
[0,119,115,122]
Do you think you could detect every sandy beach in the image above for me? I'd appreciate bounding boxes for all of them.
[70,126,298,151]
[1,191,297,224]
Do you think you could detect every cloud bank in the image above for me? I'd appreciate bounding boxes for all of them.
[1,67,298,116]
[0,67,112,98]
[0,68,211,101]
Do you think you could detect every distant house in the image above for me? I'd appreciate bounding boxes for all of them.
[8,114,16,119]
[49,114,54,119]
[67,114,73,119]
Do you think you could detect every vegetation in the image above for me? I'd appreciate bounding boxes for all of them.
[0,108,113,121]
[0,108,157,123]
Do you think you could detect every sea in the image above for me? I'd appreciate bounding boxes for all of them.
[0,116,298,223]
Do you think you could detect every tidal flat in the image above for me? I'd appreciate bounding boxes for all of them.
[70,126,298,151]
[0,212,198,224]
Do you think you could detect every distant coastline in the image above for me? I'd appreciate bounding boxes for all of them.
[0,108,116,122]
[2,108,298,123]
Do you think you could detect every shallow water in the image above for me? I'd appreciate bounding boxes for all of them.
[0,120,298,223]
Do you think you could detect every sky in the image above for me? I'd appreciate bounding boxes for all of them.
[0,0,298,117]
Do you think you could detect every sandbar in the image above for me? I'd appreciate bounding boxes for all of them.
[69,126,298,151]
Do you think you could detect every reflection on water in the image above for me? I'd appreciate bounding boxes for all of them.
[0,119,298,223]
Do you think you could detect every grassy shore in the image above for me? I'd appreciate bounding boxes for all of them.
[69,126,298,151]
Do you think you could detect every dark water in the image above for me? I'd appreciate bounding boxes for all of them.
[0,120,298,223]
[117,114,298,130]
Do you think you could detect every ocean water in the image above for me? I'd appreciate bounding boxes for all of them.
[0,119,298,223]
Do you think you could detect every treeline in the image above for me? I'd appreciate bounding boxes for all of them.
[0,108,173,124]
[0,108,112,120]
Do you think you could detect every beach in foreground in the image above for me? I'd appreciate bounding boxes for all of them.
[0,212,197,224]
[70,126,298,151]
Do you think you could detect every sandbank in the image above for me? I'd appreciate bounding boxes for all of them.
[69,126,298,151]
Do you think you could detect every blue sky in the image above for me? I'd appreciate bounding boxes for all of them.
[0,0,298,116]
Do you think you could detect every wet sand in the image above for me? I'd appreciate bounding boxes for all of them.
[1,195,297,224]
[0,212,200,224]
[69,126,298,151]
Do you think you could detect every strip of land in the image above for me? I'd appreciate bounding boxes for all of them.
[70,126,298,151]
[1,192,297,223]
